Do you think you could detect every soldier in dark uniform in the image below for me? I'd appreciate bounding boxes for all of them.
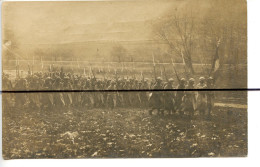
[14,77,28,108]
[95,79,105,107]
[196,77,207,116]
[81,79,90,108]
[175,78,186,115]
[137,81,143,108]
[102,79,110,106]
[163,78,175,115]
[183,78,197,116]
[52,77,65,109]
[31,75,42,109]
[139,79,150,108]
[116,78,124,107]
[206,77,215,118]
[63,76,73,107]
[133,79,141,107]
[148,77,163,115]
[123,80,131,107]
[71,77,77,106]
[42,77,53,110]
[128,79,136,107]
[107,80,117,109]
[2,73,13,110]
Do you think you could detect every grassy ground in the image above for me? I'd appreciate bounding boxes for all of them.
[2,105,247,159]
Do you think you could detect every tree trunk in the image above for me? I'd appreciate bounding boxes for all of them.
[183,53,195,75]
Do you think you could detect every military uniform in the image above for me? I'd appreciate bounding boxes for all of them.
[42,77,53,110]
[106,81,117,109]
[2,74,13,110]
[53,77,65,108]
[175,78,186,115]
[196,77,207,116]
[139,79,149,108]
[183,78,197,116]
[123,80,132,107]
[206,77,215,117]
[163,78,175,114]
[148,77,163,115]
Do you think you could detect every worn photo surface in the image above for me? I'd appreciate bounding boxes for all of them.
[2,0,247,159]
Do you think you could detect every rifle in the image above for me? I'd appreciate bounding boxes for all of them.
[141,71,144,82]
[121,62,124,72]
[103,68,106,80]
[77,58,80,74]
[77,58,80,68]
[171,58,180,83]
[132,59,136,79]
[41,56,44,72]
[152,54,157,80]
[83,67,86,76]
[162,63,168,82]
[32,55,34,74]
[115,69,118,81]
[108,63,111,73]
[88,66,91,78]
[60,66,64,78]
[15,59,18,78]
[27,63,31,75]
[17,59,20,78]
[90,66,96,79]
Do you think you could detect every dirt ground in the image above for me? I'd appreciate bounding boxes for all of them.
[2,105,247,159]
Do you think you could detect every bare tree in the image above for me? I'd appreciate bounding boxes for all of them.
[153,12,196,75]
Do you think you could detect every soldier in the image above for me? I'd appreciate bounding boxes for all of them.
[139,78,150,108]
[128,79,136,107]
[14,77,28,108]
[163,78,175,115]
[102,79,110,107]
[183,78,197,116]
[53,77,65,108]
[148,77,163,115]
[72,78,82,107]
[131,79,140,108]
[2,73,13,110]
[63,76,73,107]
[175,78,186,115]
[28,75,41,109]
[206,77,215,118]
[41,77,53,110]
[81,79,91,108]
[106,80,117,109]
[137,81,144,108]
[196,77,207,116]
[116,78,124,107]
[123,80,132,107]
[95,79,105,107]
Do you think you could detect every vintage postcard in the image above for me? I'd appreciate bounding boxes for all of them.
[2,0,247,159]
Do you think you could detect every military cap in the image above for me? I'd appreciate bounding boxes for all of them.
[199,77,205,81]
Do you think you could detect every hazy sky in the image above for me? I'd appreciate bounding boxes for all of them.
[3,0,185,44]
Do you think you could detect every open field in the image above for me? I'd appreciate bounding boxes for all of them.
[2,104,247,159]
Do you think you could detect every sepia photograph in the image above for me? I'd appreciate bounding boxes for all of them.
[2,0,247,159]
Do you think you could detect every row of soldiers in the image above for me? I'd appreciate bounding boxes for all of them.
[2,70,215,117]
